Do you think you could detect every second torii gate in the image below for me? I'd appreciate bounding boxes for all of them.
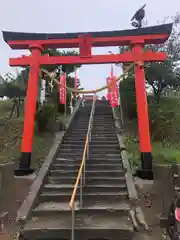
[2,23,172,179]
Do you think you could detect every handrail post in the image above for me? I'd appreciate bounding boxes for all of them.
[71,202,75,240]
[83,160,86,185]
[87,139,89,160]
[89,125,92,142]
[80,174,83,208]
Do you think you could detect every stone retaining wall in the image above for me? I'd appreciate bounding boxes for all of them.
[153,164,179,218]
[0,162,15,215]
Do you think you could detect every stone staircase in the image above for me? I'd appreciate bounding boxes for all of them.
[84,100,134,239]
[17,99,147,240]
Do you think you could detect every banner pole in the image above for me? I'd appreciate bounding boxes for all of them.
[118,64,124,126]
[70,92,73,114]
[64,72,67,117]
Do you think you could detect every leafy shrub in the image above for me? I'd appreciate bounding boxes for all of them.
[119,74,137,120]
[149,103,175,141]
[35,103,56,132]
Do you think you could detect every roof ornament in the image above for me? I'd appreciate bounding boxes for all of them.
[131,4,146,28]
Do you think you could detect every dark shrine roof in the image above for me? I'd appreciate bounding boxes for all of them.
[2,23,173,42]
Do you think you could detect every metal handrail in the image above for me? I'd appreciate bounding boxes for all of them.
[69,94,96,240]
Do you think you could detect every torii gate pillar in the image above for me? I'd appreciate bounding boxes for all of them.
[15,45,43,176]
[133,43,152,180]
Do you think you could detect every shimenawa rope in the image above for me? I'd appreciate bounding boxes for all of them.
[40,63,134,94]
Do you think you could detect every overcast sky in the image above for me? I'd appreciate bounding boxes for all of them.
[0,0,179,96]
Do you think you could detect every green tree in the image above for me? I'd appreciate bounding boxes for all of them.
[145,60,180,103]
[144,13,180,103]
[119,13,180,106]
[13,49,81,112]
[119,70,137,120]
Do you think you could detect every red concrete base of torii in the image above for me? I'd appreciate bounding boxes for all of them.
[2,23,173,179]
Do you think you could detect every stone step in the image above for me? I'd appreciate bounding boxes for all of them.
[93,122,114,124]
[73,119,90,122]
[43,183,127,194]
[91,140,119,144]
[64,132,87,136]
[93,121,113,123]
[57,152,84,157]
[88,159,122,164]
[91,131,116,134]
[93,123,114,124]
[48,176,126,185]
[94,115,113,117]
[92,124,114,127]
[93,120,113,122]
[54,157,122,164]
[89,148,120,153]
[94,112,112,115]
[21,212,134,239]
[63,135,86,140]
[68,126,88,130]
[50,169,125,177]
[84,184,127,193]
[50,170,78,177]
[55,157,83,162]
[91,137,118,141]
[62,139,119,144]
[48,176,78,184]
[66,129,88,133]
[71,121,89,124]
[92,126,114,129]
[86,176,126,185]
[59,147,120,152]
[93,119,113,121]
[89,144,120,148]
[60,145,85,150]
[43,184,78,194]
[91,135,117,139]
[39,191,128,202]
[33,201,130,216]
[67,126,88,130]
[68,130,115,134]
[63,136,86,141]
[57,152,84,158]
[92,123,114,124]
[52,163,123,170]
[62,139,87,144]
[92,129,115,132]
[52,164,80,170]
[92,128,115,131]
[60,143,120,149]
[89,153,121,158]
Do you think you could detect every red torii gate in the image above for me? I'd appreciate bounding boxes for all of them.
[2,23,172,179]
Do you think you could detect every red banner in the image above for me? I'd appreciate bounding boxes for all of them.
[113,77,119,107]
[109,65,119,108]
[106,65,119,107]
[59,73,66,104]
[111,76,117,108]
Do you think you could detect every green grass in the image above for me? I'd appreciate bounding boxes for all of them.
[0,99,69,168]
[125,135,180,169]
[0,99,14,119]
[124,96,180,169]
[0,116,55,168]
